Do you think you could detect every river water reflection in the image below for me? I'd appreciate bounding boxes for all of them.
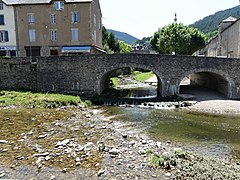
[106,106,240,161]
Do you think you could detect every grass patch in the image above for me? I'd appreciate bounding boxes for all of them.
[134,71,155,82]
[110,77,119,87]
[0,90,87,108]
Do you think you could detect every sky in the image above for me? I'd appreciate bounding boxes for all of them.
[100,0,239,39]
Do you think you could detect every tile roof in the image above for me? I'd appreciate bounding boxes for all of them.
[2,0,92,5]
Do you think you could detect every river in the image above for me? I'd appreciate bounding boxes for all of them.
[105,105,240,162]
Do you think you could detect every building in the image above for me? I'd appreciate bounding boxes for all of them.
[1,0,103,57]
[0,1,17,56]
[200,16,240,58]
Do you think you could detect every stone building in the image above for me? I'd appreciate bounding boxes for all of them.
[200,16,240,58]
[0,1,17,56]
[0,0,103,57]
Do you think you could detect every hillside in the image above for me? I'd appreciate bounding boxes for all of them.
[190,5,240,33]
[107,29,139,45]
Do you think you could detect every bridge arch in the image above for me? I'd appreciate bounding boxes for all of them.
[177,68,235,99]
[96,63,164,97]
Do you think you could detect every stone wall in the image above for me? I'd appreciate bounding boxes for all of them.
[0,57,37,91]
[0,54,240,99]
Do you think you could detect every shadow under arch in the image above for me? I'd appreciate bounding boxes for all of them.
[96,63,164,98]
[177,68,235,99]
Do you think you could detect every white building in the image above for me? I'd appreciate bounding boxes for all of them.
[199,16,240,58]
[0,0,17,56]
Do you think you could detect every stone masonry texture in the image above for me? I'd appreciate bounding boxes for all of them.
[0,54,240,99]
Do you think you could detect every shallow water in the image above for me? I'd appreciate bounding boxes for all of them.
[106,106,240,161]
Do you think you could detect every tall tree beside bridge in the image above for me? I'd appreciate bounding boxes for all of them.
[150,23,206,55]
[102,26,132,54]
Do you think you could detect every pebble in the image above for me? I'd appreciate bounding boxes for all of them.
[141,140,147,145]
[32,152,49,157]
[122,134,128,139]
[97,169,105,176]
[76,157,81,162]
[38,134,48,139]
[0,173,5,178]
[1,149,8,152]
[109,148,120,155]
[45,156,51,161]
[0,140,8,144]
[165,173,171,177]
[50,175,56,180]
[62,168,67,173]
[56,139,70,147]
[84,142,95,151]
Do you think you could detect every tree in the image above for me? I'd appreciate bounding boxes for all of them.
[119,41,132,53]
[102,26,132,53]
[108,32,120,52]
[150,23,206,55]
[150,28,161,52]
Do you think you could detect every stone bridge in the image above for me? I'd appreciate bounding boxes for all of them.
[0,54,240,99]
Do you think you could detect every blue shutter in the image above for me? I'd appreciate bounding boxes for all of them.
[0,15,4,25]
[76,12,80,22]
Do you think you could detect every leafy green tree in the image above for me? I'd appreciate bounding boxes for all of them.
[150,29,161,52]
[108,32,120,52]
[102,26,109,47]
[119,41,132,53]
[150,23,206,55]
[205,29,218,41]
[102,26,132,53]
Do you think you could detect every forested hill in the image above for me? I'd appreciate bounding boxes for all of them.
[107,29,139,45]
[189,5,240,33]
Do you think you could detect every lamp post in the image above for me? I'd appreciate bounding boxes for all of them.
[172,13,177,55]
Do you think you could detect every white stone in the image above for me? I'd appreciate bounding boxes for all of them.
[0,140,8,144]
[56,139,70,147]
[109,148,120,155]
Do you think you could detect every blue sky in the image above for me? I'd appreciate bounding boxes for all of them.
[100,0,239,39]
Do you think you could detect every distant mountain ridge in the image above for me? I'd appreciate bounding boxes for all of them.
[189,5,240,33]
[107,29,139,45]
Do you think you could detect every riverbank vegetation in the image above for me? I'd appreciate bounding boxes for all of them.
[134,71,154,82]
[0,90,89,108]
[110,71,154,87]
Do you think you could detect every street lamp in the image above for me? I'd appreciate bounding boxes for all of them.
[172,13,177,55]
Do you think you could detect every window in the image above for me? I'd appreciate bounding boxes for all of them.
[51,30,57,41]
[71,11,80,23]
[71,28,78,41]
[98,19,101,30]
[0,3,4,10]
[0,31,8,42]
[93,30,96,43]
[55,1,64,11]
[28,14,35,24]
[29,29,36,42]
[0,15,4,25]
[50,14,56,24]
[94,14,96,27]
[50,49,58,56]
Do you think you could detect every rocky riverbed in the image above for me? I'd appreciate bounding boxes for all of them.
[0,106,240,179]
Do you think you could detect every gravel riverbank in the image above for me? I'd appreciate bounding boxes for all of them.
[187,100,240,116]
[0,106,240,179]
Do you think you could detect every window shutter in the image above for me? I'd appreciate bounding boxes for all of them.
[71,12,74,23]
[0,15,4,25]
[76,12,80,22]
[4,31,8,41]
